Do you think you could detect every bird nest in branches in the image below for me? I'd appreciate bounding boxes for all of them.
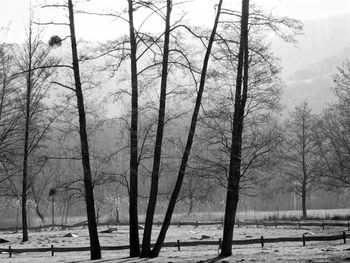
[49,35,62,47]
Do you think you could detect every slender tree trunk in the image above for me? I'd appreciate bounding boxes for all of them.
[187,181,194,215]
[16,202,20,232]
[127,0,140,257]
[67,0,101,259]
[22,85,30,242]
[301,114,308,219]
[188,193,193,215]
[150,0,223,257]
[22,23,33,242]
[141,0,172,257]
[52,195,55,226]
[302,181,307,219]
[116,207,120,223]
[65,199,70,226]
[220,0,249,257]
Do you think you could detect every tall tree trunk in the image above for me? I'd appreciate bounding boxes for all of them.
[22,22,33,242]
[150,0,223,257]
[141,0,172,257]
[302,180,307,219]
[127,0,140,257]
[220,0,249,257]
[67,0,101,259]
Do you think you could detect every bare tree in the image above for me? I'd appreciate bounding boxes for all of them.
[220,0,250,255]
[43,0,102,258]
[127,0,140,256]
[14,16,58,241]
[149,0,224,257]
[316,62,350,190]
[141,0,172,257]
[66,0,101,258]
[0,30,22,198]
[282,101,321,219]
[193,14,284,199]
[219,0,302,255]
[93,0,191,256]
[317,106,350,187]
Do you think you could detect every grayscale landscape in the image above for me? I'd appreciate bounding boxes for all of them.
[1,0,350,262]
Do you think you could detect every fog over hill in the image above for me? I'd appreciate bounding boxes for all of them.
[272,14,350,113]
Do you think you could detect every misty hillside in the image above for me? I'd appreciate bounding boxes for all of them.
[273,15,350,113]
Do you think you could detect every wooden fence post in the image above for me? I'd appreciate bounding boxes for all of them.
[261,236,264,248]
[302,234,306,246]
[177,240,180,251]
[195,221,198,228]
[298,220,301,229]
[157,220,160,227]
[51,244,54,256]
[218,238,222,253]
[178,220,180,228]
[9,246,12,258]
[275,221,277,228]
[322,221,324,230]
[344,231,347,244]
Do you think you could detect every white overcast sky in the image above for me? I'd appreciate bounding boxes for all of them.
[1,0,350,43]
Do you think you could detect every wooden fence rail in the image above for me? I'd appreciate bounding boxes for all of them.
[0,232,348,257]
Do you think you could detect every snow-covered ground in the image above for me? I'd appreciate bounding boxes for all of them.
[1,225,349,262]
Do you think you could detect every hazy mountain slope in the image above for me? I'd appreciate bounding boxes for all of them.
[272,15,350,113]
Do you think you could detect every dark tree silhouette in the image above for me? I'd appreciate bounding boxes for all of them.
[127,0,140,257]
[220,0,250,256]
[141,0,172,257]
[65,0,101,259]
[150,0,224,257]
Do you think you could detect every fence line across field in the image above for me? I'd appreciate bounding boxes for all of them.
[0,232,348,258]
[1,219,350,232]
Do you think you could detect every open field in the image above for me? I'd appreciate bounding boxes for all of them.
[176,209,350,222]
[4,208,350,230]
[1,223,350,262]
